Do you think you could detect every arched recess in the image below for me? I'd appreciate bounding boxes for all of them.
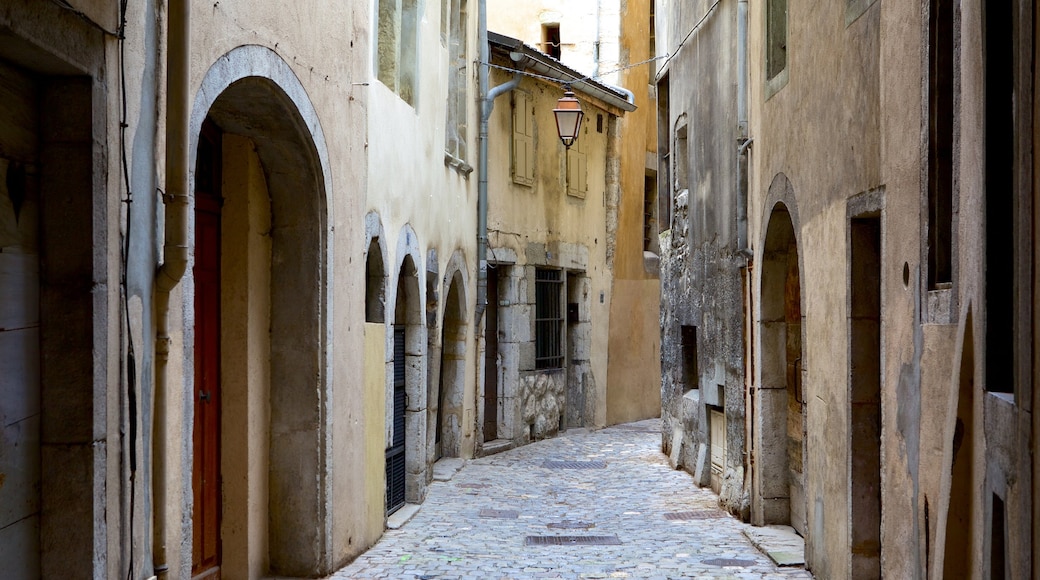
[386,226,427,513]
[365,212,388,323]
[935,308,975,578]
[430,251,470,460]
[188,45,332,578]
[754,187,807,536]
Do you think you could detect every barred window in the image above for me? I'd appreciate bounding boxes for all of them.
[535,269,563,369]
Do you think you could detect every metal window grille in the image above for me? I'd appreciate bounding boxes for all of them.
[535,269,564,369]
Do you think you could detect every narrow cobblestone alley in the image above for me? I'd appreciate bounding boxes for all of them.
[330,420,813,579]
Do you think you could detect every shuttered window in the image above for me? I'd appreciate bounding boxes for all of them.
[535,269,563,369]
[512,91,535,186]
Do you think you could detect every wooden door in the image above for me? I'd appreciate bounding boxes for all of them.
[192,123,221,578]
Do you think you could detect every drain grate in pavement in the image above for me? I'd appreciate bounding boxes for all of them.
[479,508,519,519]
[702,558,757,567]
[613,424,658,433]
[663,510,727,520]
[525,535,622,546]
[547,521,595,530]
[457,483,490,489]
[542,460,608,469]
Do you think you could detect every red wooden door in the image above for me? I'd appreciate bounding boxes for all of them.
[192,123,221,579]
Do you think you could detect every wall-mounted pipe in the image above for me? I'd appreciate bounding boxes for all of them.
[153,0,190,576]
[736,0,750,259]
[476,1,522,326]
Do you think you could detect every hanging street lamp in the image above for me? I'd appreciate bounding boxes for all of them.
[553,87,584,149]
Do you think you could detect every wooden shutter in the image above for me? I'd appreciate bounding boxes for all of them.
[567,127,587,198]
[512,91,535,186]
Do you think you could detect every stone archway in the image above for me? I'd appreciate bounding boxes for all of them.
[188,45,331,578]
[433,262,468,460]
[388,246,426,512]
[754,200,807,535]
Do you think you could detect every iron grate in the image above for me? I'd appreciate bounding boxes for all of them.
[547,521,595,530]
[479,508,519,519]
[663,510,727,520]
[542,460,607,470]
[524,535,622,546]
[702,558,758,567]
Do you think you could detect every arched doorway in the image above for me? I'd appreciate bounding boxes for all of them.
[388,254,424,513]
[434,269,467,460]
[941,312,975,577]
[189,46,331,577]
[755,202,806,535]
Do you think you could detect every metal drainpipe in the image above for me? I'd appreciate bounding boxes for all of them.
[153,0,190,576]
[736,0,751,258]
[476,1,522,326]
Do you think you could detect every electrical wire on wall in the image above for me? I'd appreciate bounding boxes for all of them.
[481,54,668,89]
[116,0,138,578]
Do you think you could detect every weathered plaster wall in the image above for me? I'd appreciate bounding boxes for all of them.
[657,0,746,515]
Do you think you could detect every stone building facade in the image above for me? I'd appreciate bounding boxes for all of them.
[657,0,1039,577]
[478,32,634,453]
[655,0,749,515]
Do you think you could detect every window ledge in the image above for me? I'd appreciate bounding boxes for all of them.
[444,152,473,176]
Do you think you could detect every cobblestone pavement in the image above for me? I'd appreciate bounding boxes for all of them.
[331,419,813,580]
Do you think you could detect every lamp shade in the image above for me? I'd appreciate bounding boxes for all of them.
[553,90,584,148]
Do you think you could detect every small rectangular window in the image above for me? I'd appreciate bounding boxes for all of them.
[766,0,787,81]
[681,325,698,392]
[542,23,561,59]
[643,173,657,251]
[535,269,564,369]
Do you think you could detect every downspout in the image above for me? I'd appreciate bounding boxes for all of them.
[594,0,602,79]
[153,0,190,576]
[736,0,750,258]
[476,3,522,326]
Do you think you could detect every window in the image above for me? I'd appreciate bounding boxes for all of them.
[649,0,657,78]
[445,0,469,164]
[535,269,564,369]
[566,124,588,198]
[765,0,787,90]
[377,0,419,105]
[927,0,955,289]
[643,173,657,251]
[512,91,535,186]
[681,325,698,392]
[674,122,688,193]
[657,74,671,232]
[983,0,1032,397]
[542,23,561,59]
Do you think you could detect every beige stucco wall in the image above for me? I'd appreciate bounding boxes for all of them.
[748,0,882,577]
[607,0,661,426]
